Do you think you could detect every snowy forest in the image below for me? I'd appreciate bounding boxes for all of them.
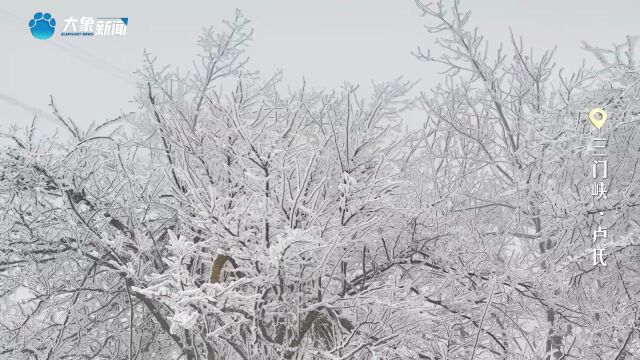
[1,1,640,359]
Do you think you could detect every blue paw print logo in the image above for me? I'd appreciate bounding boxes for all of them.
[29,12,56,40]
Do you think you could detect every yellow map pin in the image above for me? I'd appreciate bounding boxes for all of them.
[588,108,608,129]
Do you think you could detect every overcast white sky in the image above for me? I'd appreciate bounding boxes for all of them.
[1,0,639,133]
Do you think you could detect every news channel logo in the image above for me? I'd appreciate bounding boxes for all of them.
[28,12,128,39]
[28,12,56,40]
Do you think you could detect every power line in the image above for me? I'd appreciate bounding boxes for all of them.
[0,92,59,123]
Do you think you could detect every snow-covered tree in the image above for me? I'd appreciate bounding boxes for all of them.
[406,0,640,358]
[1,11,425,360]
[2,3,639,359]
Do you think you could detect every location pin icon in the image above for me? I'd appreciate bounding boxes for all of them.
[589,108,608,129]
